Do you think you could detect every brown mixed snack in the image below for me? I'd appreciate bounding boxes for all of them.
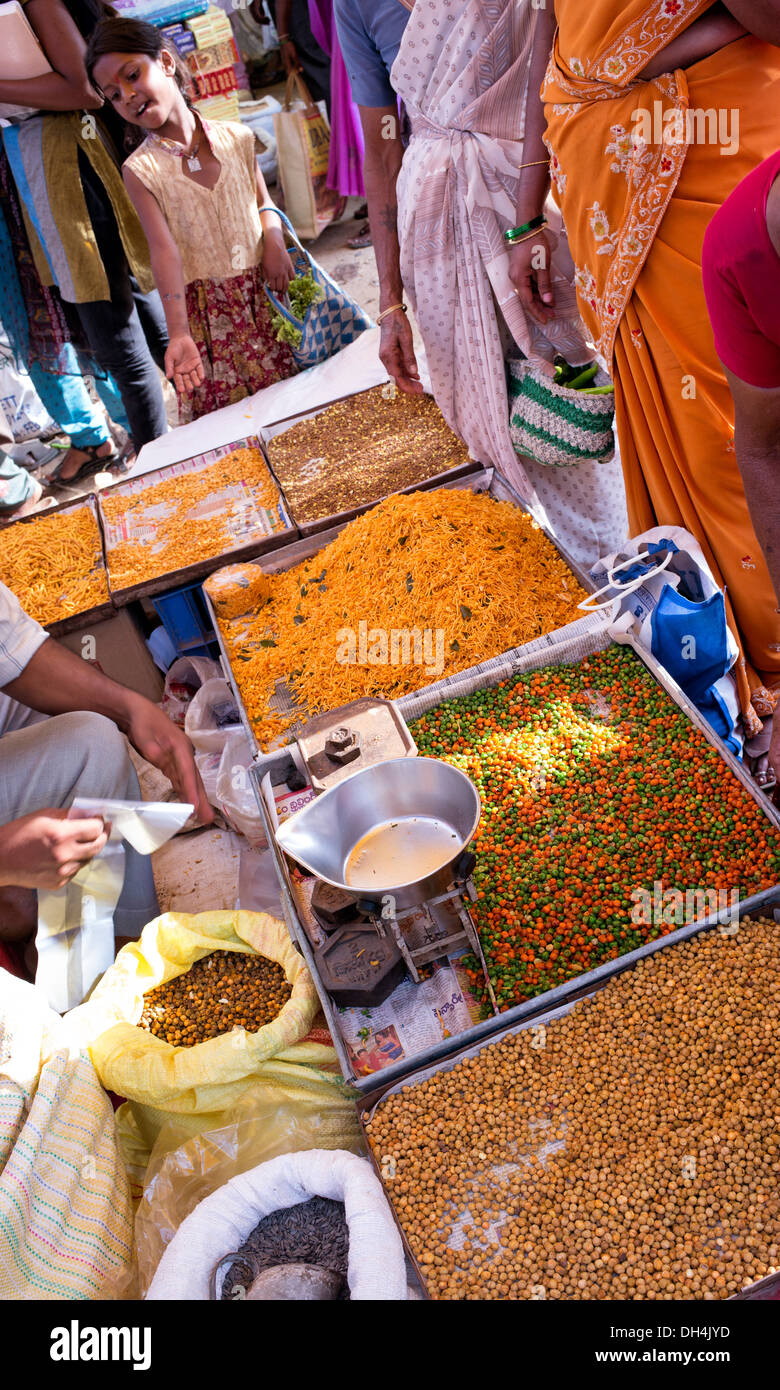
[266,386,472,523]
[365,918,780,1300]
[139,949,292,1046]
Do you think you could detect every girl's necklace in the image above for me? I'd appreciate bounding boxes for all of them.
[147,124,203,172]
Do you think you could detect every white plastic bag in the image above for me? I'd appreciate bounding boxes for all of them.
[0,356,56,441]
[216,730,266,848]
[184,678,241,755]
[161,655,222,728]
[145,1150,407,1301]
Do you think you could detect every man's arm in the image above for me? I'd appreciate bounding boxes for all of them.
[359,103,422,394]
[724,368,780,604]
[2,637,212,822]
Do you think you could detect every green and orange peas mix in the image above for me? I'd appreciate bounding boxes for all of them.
[412,647,780,1011]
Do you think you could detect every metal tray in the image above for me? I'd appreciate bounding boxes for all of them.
[204,466,595,757]
[250,621,780,1093]
[98,435,299,605]
[355,961,780,1301]
[260,389,481,538]
[5,492,115,635]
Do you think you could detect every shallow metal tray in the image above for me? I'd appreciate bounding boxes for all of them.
[260,389,482,538]
[204,466,595,757]
[98,436,298,605]
[356,967,780,1301]
[7,492,115,636]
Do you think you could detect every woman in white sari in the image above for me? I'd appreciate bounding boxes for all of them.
[390,0,628,565]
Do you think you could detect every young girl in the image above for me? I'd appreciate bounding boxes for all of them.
[86,17,297,422]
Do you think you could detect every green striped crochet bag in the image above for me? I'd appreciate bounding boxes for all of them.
[507,359,615,467]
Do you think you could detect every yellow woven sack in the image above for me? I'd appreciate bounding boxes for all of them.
[68,911,355,1153]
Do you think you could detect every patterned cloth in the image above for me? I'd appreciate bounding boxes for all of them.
[124,120,265,286]
[0,971,135,1300]
[183,265,296,422]
[545,1,780,719]
[2,114,154,305]
[0,149,74,373]
[390,0,628,560]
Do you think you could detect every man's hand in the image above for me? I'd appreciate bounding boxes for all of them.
[165,333,205,396]
[0,810,109,890]
[379,310,423,394]
[124,696,213,825]
[508,230,556,327]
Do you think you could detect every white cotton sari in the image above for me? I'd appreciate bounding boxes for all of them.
[391,0,628,563]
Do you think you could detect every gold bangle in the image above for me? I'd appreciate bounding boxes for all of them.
[509,228,546,245]
[376,303,407,325]
[518,159,549,170]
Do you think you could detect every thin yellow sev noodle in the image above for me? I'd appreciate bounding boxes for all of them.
[211,489,587,748]
[102,447,283,589]
[0,505,108,625]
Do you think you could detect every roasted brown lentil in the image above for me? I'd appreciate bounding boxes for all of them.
[365,918,780,1300]
[138,950,292,1046]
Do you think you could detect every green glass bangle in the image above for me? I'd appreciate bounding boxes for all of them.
[504,215,547,244]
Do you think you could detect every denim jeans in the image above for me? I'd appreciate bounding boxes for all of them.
[67,150,169,451]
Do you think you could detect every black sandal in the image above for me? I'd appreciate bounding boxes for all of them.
[49,442,122,485]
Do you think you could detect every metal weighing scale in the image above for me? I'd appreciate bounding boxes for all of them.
[266,697,498,1013]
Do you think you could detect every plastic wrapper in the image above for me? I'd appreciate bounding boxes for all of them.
[36,796,192,1014]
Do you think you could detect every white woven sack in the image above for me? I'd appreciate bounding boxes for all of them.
[145,1150,407,1301]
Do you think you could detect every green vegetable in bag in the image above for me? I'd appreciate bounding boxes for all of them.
[269,273,324,349]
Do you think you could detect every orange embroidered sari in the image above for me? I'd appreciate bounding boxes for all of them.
[544,1,780,731]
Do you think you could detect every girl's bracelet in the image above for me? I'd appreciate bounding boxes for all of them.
[517,159,549,171]
[505,216,548,245]
[376,303,407,325]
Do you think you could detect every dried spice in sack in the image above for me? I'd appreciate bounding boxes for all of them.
[103,447,284,589]
[138,949,292,1045]
[412,645,780,1012]
[266,385,471,523]
[217,1197,350,1300]
[216,488,586,748]
[0,504,108,623]
[365,918,780,1300]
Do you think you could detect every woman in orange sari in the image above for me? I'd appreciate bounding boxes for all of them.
[510,1,780,776]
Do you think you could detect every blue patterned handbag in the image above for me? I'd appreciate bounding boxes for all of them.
[260,207,373,369]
